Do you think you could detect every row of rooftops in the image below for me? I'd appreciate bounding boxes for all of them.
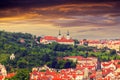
[98,60,120,80]
[40,35,120,45]
[1,57,119,80]
[30,56,120,80]
[80,39,120,45]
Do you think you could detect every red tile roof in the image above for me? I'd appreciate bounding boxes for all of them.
[30,68,84,80]
[88,40,100,44]
[116,64,120,68]
[63,56,83,60]
[102,68,113,76]
[44,36,57,40]
[98,77,110,80]
[90,72,96,79]
[6,73,15,78]
[0,75,4,80]
[45,70,56,75]
[40,36,74,43]
[102,62,113,67]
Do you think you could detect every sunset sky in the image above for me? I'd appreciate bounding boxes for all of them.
[0,0,120,39]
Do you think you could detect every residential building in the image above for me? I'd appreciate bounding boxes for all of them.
[80,39,120,51]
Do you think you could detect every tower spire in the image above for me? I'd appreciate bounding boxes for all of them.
[66,30,70,40]
[58,30,62,39]
[59,30,61,35]
[67,30,69,36]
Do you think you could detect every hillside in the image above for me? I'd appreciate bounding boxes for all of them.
[0,30,120,72]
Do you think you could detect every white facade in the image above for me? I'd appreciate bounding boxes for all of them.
[86,40,120,51]
[10,53,15,60]
[0,64,7,76]
[101,62,116,70]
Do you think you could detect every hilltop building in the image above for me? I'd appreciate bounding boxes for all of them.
[40,30,74,45]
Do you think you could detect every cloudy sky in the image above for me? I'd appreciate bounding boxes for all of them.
[0,0,120,39]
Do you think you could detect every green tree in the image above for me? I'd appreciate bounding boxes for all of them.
[74,39,79,45]
[7,69,30,80]
[17,59,28,68]
[110,49,116,55]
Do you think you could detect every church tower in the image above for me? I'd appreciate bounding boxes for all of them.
[66,30,70,40]
[57,30,62,40]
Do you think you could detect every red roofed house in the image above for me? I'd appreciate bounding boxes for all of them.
[105,72,115,80]
[30,68,85,80]
[102,68,114,77]
[40,36,57,44]
[101,61,116,70]
[40,30,74,45]
[89,71,96,79]
[81,39,120,51]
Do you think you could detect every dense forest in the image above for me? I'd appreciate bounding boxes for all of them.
[0,30,120,74]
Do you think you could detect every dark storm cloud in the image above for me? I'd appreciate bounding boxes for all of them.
[0,0,119,9]
[0,0,120,27]
[0,0,70,10]
[0,0,86,9]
